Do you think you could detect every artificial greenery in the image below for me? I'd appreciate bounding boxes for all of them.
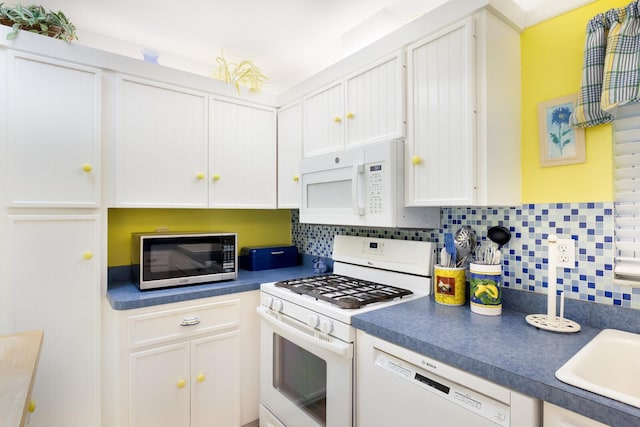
[0,3,77,41]
[215,51,267,94]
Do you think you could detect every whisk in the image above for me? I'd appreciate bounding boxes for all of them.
[454,226,476,267]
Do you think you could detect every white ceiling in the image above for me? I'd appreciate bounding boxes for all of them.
[29,0,594,94]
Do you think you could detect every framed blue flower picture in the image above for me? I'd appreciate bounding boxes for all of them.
[538,94,586,167]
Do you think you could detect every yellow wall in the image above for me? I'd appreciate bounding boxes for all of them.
[521,0,626,203]
[108,208,291,266]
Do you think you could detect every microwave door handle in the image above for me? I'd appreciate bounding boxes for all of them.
[352,163,365,216]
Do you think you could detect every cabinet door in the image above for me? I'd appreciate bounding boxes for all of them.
[116,76,208,207]
[130,343,191,427]
[191,331,240,427]
[303,81,344,157]
[277,101,302,208]
[239,290,260,425]
[406,18,476,206]
[345,52,404,147]
[7,52,101,207]
[9,215,100,427]
[209,97,277,208]
[543,402,608,427]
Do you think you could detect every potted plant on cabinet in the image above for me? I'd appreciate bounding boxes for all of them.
[214,50,268,94]
[0,3,77,41]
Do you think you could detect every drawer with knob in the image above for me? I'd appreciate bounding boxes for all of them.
[127,298,240,349]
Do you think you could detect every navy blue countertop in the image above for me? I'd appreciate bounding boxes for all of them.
[352,296,640,427]
[107,264,320,310]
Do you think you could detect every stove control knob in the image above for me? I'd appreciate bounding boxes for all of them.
[307,314,320,329]
[319,319,333,334]
[263,296,274,309]
[271,299,284,313]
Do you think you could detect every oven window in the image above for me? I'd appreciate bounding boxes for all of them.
[273,333,327,426]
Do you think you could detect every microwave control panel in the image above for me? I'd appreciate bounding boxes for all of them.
[367,163,384,215]
[221,238,236,271]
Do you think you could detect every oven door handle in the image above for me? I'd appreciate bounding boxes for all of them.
[257,306,353,359]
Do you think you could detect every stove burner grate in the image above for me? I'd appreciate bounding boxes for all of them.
[275,274,413,309]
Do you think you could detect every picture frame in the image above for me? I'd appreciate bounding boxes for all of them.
[538,94,586,167]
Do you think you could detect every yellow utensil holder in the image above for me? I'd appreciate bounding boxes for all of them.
[434,265,466,306]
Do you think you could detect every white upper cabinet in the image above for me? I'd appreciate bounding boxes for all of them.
[115,75,209,208]
[277,101,302,208]
[344,52,404,147]
[209,97,277,208]
[302,81,344,156]
[303,51,404,157]
[115,77,277,209]
[406,12,521,207]
[406,18,475,206]
[7,52,101,207]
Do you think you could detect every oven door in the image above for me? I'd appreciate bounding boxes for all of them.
[258,306,353,427]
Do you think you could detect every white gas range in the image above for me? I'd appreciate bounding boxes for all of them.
[258,235,436,427]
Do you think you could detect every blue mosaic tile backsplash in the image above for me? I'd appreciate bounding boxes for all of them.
[291,202,640,310]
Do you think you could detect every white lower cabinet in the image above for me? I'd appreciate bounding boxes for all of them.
[130,331,240,427]
[543,402,608,427]
[130,342,191,426]
[103,291,259,427]
[190,332,240,427]
[5,215,101,427]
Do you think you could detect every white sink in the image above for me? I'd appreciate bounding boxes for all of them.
[555,329,640,408]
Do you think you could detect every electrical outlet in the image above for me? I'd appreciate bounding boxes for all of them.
[557,238,576,268]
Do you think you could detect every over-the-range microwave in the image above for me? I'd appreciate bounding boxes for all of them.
[131,231,237,290]
[299,139,440,228]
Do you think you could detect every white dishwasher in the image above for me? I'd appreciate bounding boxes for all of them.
[356,331,541,427]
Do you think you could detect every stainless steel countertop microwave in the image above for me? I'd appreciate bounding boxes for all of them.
[131,231,237,290]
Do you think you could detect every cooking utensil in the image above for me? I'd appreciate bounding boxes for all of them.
[454,226,476,267]
[487,226,511,249]
[444,233,456,267]
[475,243,498,265]
[440,247,450,267]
